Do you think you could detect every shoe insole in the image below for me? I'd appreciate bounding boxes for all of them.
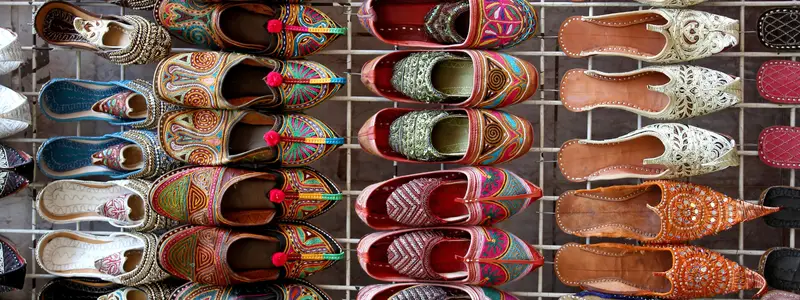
[559,136,667,181]
[557,186,661,239]
[432,116,469,156]
[429,181,469,221]
[220,178,277,223]
[560,14,667,58]
[763,187,800,228]
[765,248,800,289]
[127,94,147,119]
[228,124,274,156]
[123,250,142,273]
[227,238,280,271]
[431,239,469,278]
[120,145,144,170]
[561,69,670,113]
[126,290,148,300]
[557,244,672,294]
[102,23,130,48]
[222,63,275,106]
[220,7,276,50]
[432,60,474,99]
[127,195,145,222]
[372,2,438,42]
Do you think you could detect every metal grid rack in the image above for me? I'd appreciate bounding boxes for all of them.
[0,0,798,299]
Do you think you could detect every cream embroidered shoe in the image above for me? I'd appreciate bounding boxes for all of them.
[558,123,739,182]
[561,65,742,120]
[0,85,30,139]
[559,9,739,63]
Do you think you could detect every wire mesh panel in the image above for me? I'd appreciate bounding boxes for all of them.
[0,0,797,299]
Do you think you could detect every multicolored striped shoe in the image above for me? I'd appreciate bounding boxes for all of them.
[154,52,344,112]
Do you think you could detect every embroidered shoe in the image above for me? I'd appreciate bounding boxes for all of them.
[39,79,174,130]
[558,123,739,182]
[759,8,800,51]
[634,0,706,6]
[358,0,536,49]
[154,52,343,112]
[0,236,25,292]
[357,226,543,286]
[555,243,767,299]
[362,50,538,109]
[358,108,532,165]
[155,0,344,58]
[357,167,541,230]
[38,278,121,300]
[0,84,31,139]
[358,283,518,300]
[0,28,24,76]
[759,247,800,292]
[762,290,800,300]
[759,126,800,169]
[559,291,658,300]
[158,222,342,285]
[760,186,800,228]
[556,180,779,243]
[561,65,742,120]
[35,1,171,65]
[37,130,182,180]
[559,9,738,63]
[170,279,330,300]
[150,166,340,227]
[97,282,181,300]
[160,109,342,167]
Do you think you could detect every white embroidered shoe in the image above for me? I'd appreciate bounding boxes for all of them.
[559,9,739,63]
[0,28,24,75]
[0,85,30,139]
[635,0,706,7]
[558,123,739,182]
[561,65,741,120]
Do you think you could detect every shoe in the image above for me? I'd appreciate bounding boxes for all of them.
[0,28,24,76]
[0,236,25,292]
[356,166,541,230]
[560,65,741,120]
[0,170,28,200]
[171,279,330,300]
[154,51,344,111]
[556,243,766,299]
[361,50,537,109]
[159,109,343,167]
[155,0,344,58]
[0,143,31,170]
[158,222,342,285]
[34,1,171,65]
[559,9,738,63]
[37,130,183,180]
[759,126,800,169]
[358,283,517,300]
[0,84,30,139]
[634,0,705,6]
[150,166,340,226]
[762,290,800,300]
[558,123,738,182]
[357,226,543,286]
[97,282,182,300]
[760,247,800,292]
[358,0,537,49]
[556,180,778,243]
[759,8,800,51]
[39,79,175,130]
[358,108,532,165]
[559,291,658,300]
[36,231,169,285]
[106,0,157,10]
[37,179,179,232]
[757,61,800,104]
[760,186,800,228]
[38,278,121,300]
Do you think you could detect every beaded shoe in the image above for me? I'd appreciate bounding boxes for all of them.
[358,283,518,300]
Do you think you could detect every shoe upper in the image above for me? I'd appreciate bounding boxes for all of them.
[171,280,331,300]
[155,0,344,58]
[37,278,121,300]
[0,84,30,139]
[98,282,180,300]
[0,236,25,292]
[358,283,518,300]
[635,0,706,7]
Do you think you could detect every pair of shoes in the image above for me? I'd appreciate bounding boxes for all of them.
[361,50,538,109]
[0,143,32,200]
[359,108,533,165]
[36,222,342,285]
[559,9,738,63]
[34,1,171,65]
[0,84,31,139]
[558,123,739,182]
[358,283,518,300]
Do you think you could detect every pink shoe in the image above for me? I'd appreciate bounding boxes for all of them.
[358,283,518,300]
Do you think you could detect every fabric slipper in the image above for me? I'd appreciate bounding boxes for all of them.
[759,8,800,51]
[760,247,800,292]
[759,126,800,169]
[758,60,800,104]
[760,186,800,228]
[0,84,30,139]
[0,28,24,76]
[38,278,121,300]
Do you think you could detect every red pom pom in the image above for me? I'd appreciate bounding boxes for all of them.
[269,189,285,203]
[266,72,283,87]
[272,252,288,266]
[263,131,280,147]
[267,20,283,33]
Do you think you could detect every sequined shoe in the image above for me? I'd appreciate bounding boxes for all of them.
[36,231,170,285]
[358,283,517,300]
[358,108,533,165]
[158,222,342,285]
[37,130,182,180]
[358,0,536,49]
[357,166,541,230]
[555,243,767,299]
[34,1,171,65]
[170,279,330,300]
[39,79,175,130]
[0,236,25,292]
[38,278,121,300]
[357,226,543,286]
[556,180,779,243]
[150,166,340,226]
[160,109,343,167]
[362,50,537,108]
[154,52,344,111]
[155,0,344,58]
[37,179,179,232]
[558,123,739,181]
